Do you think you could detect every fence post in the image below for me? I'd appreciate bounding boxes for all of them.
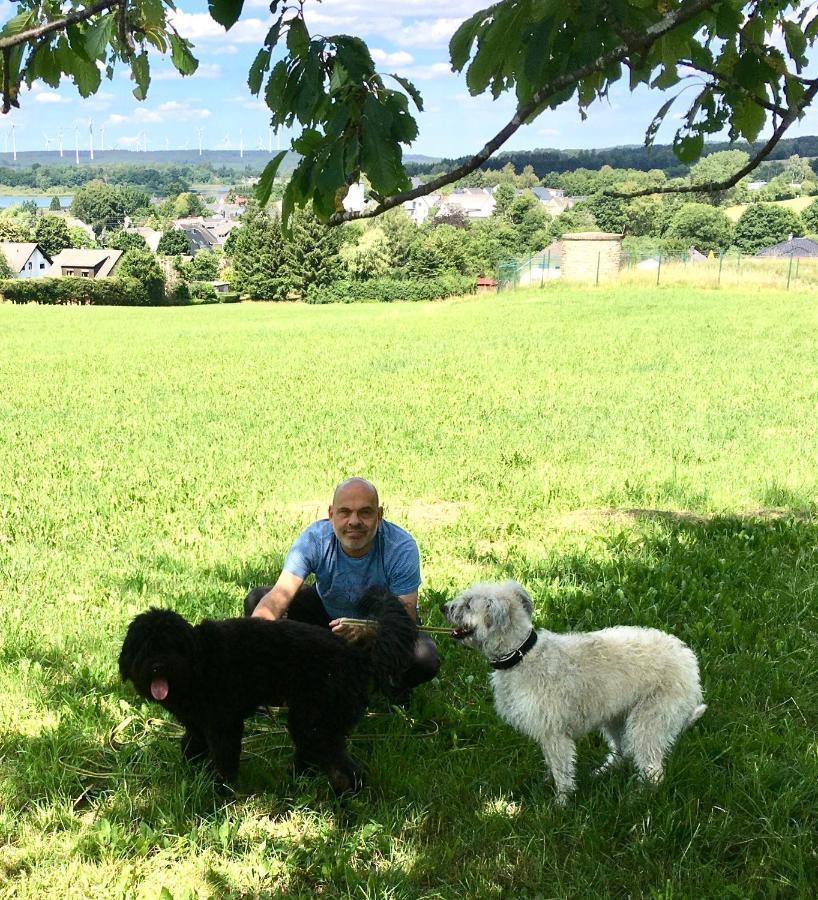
[786,255,793,290]
[656,253,662,286]
[717,252,724,287]
[795,257,800,285]
[596,251,601,286]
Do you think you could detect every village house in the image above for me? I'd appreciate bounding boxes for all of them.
[403,192,442,225]
[436,187,495,219]
[48,248,123,278]
[0,242,52,278]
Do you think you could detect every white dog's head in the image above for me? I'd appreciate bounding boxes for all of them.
[441,580,534,659]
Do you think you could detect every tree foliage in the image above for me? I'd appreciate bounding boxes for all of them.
[7,0,818,227]
[664,202,735,254]
[733,203,804,254]
[157,228,190,256]
[33,213,70,256]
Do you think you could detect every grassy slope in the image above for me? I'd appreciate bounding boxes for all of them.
[723,195,814,222]
[1,287,817,898]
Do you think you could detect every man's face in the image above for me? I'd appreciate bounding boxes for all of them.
[329,483,383,557]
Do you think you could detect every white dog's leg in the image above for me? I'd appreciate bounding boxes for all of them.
[592,718,626,778]
[540,734,577,805]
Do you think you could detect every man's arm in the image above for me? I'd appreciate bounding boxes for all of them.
[398,591,418,624]
[251,570,304,620]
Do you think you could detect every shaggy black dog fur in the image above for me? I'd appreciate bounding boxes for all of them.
[118,586,417,794]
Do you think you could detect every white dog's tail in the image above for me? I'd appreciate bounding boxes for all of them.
[687,704,707,727]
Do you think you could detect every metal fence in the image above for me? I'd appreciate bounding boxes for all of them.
[497,248,818,291]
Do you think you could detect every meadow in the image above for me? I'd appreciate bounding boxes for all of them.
[1,285,817,898]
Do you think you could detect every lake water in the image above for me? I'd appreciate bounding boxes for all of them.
[0,194,73,208]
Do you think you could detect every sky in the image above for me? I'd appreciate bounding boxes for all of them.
[4,0,818,159]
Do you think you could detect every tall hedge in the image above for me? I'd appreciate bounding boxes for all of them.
[0,276,150,305]
[305,274,476,304]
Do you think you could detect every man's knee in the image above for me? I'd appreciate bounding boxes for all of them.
[243,585,272,617]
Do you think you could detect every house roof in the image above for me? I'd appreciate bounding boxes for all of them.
[50,248,123,277]
[0,241,51,271]
[181,224,218,251]
[755,236,818,257]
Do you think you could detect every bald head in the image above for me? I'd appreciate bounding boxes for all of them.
[332,477,379,507]
[329,478,383,557]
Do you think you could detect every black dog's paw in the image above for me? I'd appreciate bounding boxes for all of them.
[181,730,208,764]
[327,759,365,796]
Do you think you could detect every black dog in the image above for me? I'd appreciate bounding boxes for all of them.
[118,587,417,794]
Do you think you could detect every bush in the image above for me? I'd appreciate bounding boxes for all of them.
[0,276,150,305]
[188,281,219,304]
[305,274,476,304]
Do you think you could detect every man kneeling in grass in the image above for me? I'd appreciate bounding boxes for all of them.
[244,477,440,702]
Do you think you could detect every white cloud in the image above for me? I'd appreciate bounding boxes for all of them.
[35,92,69,104]
[153,62,223,81]
[169,11,273,43]
[370,48,414,67]
[108,113,128,124]
[392,17,464,48]
[399,62,451,80]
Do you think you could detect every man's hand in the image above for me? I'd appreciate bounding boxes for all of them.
[329,620,376,644]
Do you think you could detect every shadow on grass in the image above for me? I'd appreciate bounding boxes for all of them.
[4,512,817,895]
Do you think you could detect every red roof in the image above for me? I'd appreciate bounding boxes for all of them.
[476,277,497,285]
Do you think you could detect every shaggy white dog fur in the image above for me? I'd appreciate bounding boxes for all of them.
[442,580,706,804]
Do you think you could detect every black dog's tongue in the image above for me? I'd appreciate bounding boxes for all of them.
[150,677,169,701]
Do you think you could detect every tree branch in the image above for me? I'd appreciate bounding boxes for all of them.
[679,60,789,118]
[328,0,719,225]
[0,0,122,52]
[606,79,818,199]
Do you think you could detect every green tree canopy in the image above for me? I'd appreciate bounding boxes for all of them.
[664,202,735,254]
[34,214,71,257]
[228,208,291,300]
[116,248,165,304]
[49,196,62,211]
[734,203,804,254]
[6,0,818,228]
[157,229,191,256]
[103,229,149,252]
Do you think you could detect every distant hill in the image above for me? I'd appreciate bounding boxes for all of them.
[0,149,440,172]
[405,135,818,179]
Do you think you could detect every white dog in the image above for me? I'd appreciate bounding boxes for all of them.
[442,580,706,804]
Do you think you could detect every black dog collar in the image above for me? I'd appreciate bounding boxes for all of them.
[489,630,538,670]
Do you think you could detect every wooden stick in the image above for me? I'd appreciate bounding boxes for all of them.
[336,617,454,635]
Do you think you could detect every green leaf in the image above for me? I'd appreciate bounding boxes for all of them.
[644,94,678,147]
[208,0,244,30]
[286,17,310,59]
[782,20,807,64]
[248,47,271,94]
[84,14,116,59]
[360,94,409,196]
[314,142,346,220]
[256,150,288,206]
[0,9,36,39]
[389,74,424,111]
[673,132,704,164]
[449,6,492,71]
[131,52,150,101]
[732,97,766,142]
[332,37,375,81]
[170,34,198,76]
[26,44,61,89]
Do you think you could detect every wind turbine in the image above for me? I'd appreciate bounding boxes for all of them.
[11,122,17,161]
[196,127,203,156]
[88,119,94,161]
[99,125,105,153]
[58,128,64,157]
[42,132,53,151]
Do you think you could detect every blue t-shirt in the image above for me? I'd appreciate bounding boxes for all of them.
[282,519,421,619]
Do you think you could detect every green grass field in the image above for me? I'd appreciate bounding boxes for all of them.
[1,286,817,898]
